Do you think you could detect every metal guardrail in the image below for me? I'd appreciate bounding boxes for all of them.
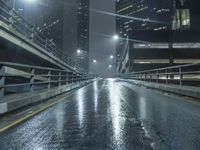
[0,1,85,73]
[117,63,200,87]
[0,62,97,98]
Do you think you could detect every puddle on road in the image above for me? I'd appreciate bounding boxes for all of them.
[140,120,170,150]
[128,117,170,150]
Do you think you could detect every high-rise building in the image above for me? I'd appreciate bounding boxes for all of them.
[4,0,90,72]
[76,0,90,72]
[116,0,173,38]
[116,0,174,73]
[115,0,200,74]
[35,1,65,49]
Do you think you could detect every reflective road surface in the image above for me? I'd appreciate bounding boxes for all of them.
[0,79,200,150]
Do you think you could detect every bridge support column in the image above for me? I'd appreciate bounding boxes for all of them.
[0,66,5,98]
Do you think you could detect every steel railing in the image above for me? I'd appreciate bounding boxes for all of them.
[0,1,85,73]
[0,62,97,98]
[117,63,200,87]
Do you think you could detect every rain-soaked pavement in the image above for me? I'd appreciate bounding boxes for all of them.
[0,79,200,150]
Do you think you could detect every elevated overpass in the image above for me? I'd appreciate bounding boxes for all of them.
[0,1,97,115]
[0,1,83,73]
[0,1,200,149]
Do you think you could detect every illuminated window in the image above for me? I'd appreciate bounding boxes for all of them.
[172,9,190,30]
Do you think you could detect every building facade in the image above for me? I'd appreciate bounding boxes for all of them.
[76,0,90,72]
[36,0,90,72]
[3,0,90,72]
[116,0,173,38]
[116,0,174,73]
[172,0,200,31]
[116,0,200,73]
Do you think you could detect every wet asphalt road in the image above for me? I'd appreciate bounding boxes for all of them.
[0,79,200,150]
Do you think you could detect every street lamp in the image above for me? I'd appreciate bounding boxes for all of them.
[13,0,16,10]
[110,55,114,59]
[109,64,112,68]
[93,59,97,63]
[113,35,119,40]
[77,49,81,54]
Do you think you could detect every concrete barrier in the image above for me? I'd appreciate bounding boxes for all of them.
[0,80,95,115]
[121,79,200,99]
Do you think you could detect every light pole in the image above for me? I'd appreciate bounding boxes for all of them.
[12,0,16,10]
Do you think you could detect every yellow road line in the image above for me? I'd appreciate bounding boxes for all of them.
[0,91,75,133]
[0,82,94,133]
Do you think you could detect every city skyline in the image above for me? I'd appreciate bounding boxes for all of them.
[2,0,200,76]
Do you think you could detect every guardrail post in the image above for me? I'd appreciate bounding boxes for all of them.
[156,70,159,84]
[30,68,35,92]
[179,67,183,86]
[0,66,5,98]
[75,73,77,83]
[166,69,168,84]
[48,70,51,89]
[84,74,86,81]
[136,74,138,80]
[149,73,152,82]
[58,72,61,86]
[30,27,34,41]
[8,10,14,28]
[68,73,71,84]
[72,73,74,84]
[76,74,78,82]
[66,72,68,85]
[78,74,80,83]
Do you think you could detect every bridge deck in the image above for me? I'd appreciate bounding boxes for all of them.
[0,79,200,149]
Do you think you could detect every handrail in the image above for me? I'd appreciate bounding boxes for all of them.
[0,62,97,98]
[123,62,200,75]
[117,63,200,87]
[0,62,75,73]
[0,1,85,73]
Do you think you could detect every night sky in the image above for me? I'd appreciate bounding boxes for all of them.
[89,0,116,77]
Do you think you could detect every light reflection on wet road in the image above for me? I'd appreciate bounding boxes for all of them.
[0,79,200,150]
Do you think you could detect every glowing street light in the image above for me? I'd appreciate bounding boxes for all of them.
[93,59,97,63]
[113,35,119,40]
[77,49,81,54]
[110,55,114,59]
[109,64,112,68]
